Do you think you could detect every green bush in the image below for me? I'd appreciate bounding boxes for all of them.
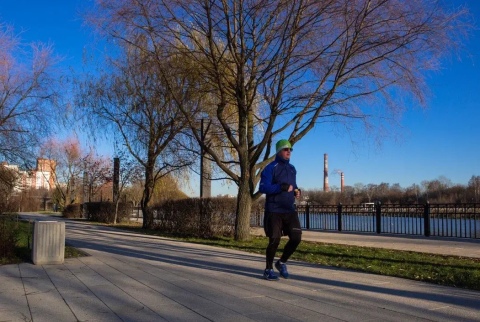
[152,197,266,238]
[84,202,133,223]
[0,197,17,213]
[62,203,83,219]
[0,215,21,259]
[152,197,260,238]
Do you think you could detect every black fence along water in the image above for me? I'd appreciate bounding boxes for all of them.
[250,203,480,239]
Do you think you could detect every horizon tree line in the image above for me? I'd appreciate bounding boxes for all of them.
[302,175,480,205]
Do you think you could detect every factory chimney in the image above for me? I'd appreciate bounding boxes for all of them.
[324,154,329,192]
[341,172,345,193]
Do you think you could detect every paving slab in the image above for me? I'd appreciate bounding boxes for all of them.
[0,265,32,322]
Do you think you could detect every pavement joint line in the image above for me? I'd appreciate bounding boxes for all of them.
[240,295,266,299]
[428,305,451,311]
[78,242,328,320]
[75,256,160,319]
[41,264,80,321]
[75,250,207,321]
[18,264,33,322]
[61,257,123,321]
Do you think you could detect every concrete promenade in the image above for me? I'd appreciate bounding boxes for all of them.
[1,213,479,321]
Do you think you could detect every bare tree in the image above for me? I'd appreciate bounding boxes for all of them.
[0,165,18,212]
[405,183,420,204]
[112,151,143,224]
[151,174,189,203]
[0,23,60,164]
[421,177,453,203]
[82,149,112,202]
[468,175,480,202]
[365,183,377,203]
[41,137,85,208]
[76,37,197,229]
[89,0,469,239]
[124,181,144,211]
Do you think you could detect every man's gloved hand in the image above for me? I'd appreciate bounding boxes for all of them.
[280,183,290,191]
[294,189,301,198]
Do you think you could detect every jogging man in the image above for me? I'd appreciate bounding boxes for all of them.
[259,139,302,280]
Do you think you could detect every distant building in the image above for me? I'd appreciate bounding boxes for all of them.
[1,158,56,191]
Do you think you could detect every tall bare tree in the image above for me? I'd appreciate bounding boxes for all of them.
[468,175,480,203]
[76,36,197,228]
[40,137,85,208]
[41,137,112,208]
[111,150,143,224]
[0,165,18,212]
[89,0,469,239]
[82,149,112,203]
[0,23,60,164]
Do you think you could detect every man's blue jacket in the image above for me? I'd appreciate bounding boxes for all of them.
[259,155,298,213]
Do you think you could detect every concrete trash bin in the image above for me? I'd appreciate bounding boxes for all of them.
[32,221,65,265]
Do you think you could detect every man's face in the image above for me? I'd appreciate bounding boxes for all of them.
[279,147,292,160]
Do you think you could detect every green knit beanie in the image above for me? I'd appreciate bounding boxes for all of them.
[276,139,292,153]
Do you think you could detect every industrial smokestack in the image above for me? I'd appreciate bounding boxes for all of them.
[324,154,329,192]
[341,172,345,193]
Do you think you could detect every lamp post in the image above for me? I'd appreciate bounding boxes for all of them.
[304,195,310,229]
[200,119,211,198]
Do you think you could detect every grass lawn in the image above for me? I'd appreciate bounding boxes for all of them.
[0,219,88,265]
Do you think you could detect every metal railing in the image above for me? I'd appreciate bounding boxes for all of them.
[251,203,480,239]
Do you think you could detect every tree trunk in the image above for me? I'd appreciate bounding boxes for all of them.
[141,192,154,229]
[141,163,155,229]
[114,201,119,225]
[235,178,252,241]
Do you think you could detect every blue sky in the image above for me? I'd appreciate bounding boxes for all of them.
[1,0,479,196]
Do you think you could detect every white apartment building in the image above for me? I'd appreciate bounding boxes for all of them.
[1,159,56,191]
